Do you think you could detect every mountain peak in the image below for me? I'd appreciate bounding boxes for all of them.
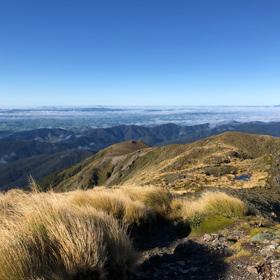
[99,140,149,157]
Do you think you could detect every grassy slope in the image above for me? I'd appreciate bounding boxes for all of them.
[0,186,246,280]
[41,132,280,217]
[41,140,149,191]
[46,132,280,190]
[1,132,279,279]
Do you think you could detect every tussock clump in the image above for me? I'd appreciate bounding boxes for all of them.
[0,186,245,280]
[0,189,28,226]
[68,186,172,225]
[171,191,247,225]
[0,192,137,280]
[68,189,152,225]
[122,186,172,217]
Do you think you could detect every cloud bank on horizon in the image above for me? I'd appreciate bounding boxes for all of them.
[1,106,280,130]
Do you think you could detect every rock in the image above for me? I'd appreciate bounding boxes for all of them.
[271,260,280,268]
[180,268,190,274]
[189,267,199,272]
[174,240,202,257]
[223,247,232,257]
[270,212,277,219]
[153,269,161,278]
[251,232,274,242]
[247,266,258,274]
[133,218,280,280]
[176,261,185,266]
[203,234,213,242]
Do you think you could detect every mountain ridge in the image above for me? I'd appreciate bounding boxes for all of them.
[43,131,280,189]
[39,131,280,218]
[3,121,280,189]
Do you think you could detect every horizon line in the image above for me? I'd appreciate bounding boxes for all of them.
[0,104,279,109]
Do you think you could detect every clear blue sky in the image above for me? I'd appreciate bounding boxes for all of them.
[0,0,279,106]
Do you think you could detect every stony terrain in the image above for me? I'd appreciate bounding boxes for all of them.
[132,218,280,280]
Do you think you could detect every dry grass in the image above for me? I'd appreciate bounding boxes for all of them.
[171,191,247,225]
[0,191,137,280]
[68,186,172,225]
[68,189,153,225]
[121,185,172,217]
[0,189,28,227]
[0,186,247,280]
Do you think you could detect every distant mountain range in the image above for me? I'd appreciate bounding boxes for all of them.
[2,121,280,189]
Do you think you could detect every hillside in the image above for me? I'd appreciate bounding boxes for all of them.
[44,132,280,216]
[4,121,280,189]
[46,132,280,190]
[2,132,280,280]
[40,140,149,190]
[0,150,93,190]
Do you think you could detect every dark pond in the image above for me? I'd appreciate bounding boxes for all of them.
[235,174,251,181]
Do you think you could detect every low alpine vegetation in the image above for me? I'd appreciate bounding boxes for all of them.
[171,191,247,226]
[68,188,153,225]
[0,186,247,280]
[0,191,137,280]
[120,185,172,217]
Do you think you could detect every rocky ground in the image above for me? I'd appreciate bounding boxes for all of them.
[131,218,280,280]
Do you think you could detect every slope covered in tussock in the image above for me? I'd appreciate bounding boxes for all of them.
[44,132,280,194]
[40,140,149,191]
[0,186,247,280]
[1,132,280,280]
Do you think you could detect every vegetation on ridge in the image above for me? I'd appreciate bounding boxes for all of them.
[2,132,280,279]
[41,132,280,197]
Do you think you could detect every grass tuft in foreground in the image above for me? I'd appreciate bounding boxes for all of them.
[0,186,247,279]
[0,192,137,280]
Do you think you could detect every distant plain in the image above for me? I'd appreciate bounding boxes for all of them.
[1,106,280,130]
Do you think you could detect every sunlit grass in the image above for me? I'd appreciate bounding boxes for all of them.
[0,191,136,280]
[0,186,247,280]
[171,191,247,226]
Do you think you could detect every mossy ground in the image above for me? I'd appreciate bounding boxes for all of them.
[190,215,235,236]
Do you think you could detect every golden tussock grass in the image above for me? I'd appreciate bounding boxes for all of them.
[0,189,29,227]
[0,186,246,280]
[0,191,137,280]
[120,185,172,217]
[68,188,153,225]
[0,186,171,280]
[68,185,171,224]
[171,191,247,225]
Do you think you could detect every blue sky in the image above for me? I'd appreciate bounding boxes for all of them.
[0,0,279,106]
